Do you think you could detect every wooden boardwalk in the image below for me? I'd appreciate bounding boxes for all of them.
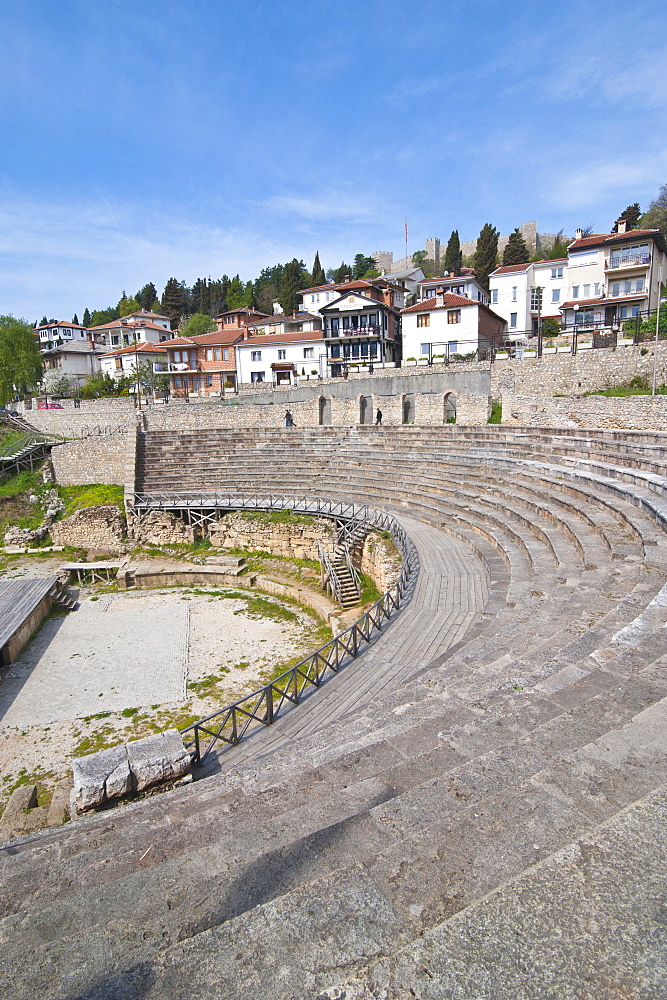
[0,578,57,664]
[215,514,490,771]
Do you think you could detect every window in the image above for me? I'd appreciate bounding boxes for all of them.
[205,349,213,361]
[115,358,122,369]
[206,375,213,387]
[420,343,430,356]
[552,289,560,303]
[631,305,640,317]
[214,348,221,361]
[251,371,265,382]
[619,306,628,319]
[416,314,430,327]
[624,280,632,294]
[512,286,517,301]
[611,282,620,296]
[173,350,181,363]
[447,310,461,324]
[448,342,458,353]
[251,351,262,361]
[111,336,119,346]
[223,348,229,360]
[278,349,286,360]
[303,347,314,358]
[636,278,645,292]
[572,286,580,299]
[594,283,601,296]
[174,377,181,388]
[491,289,498,303]
[583,284,590,298]
[510,313,517,328]
[551,267,563,279]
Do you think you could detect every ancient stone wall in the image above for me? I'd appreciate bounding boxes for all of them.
[129,510,196,546]
[359,531,402,591]
[51,435,128,485]
[49,505,127,553]
[501,392,667,430]
[209,512,335,560]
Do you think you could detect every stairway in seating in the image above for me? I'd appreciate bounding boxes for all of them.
[1,425,666,999]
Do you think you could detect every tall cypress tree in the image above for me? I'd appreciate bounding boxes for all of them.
[72,314,79,325]
[161,278,186,329]
[502,228,530,266]
[443,230,462,275]
[311,251,325,287]
[474,223,499,291]
[82,308,92,327]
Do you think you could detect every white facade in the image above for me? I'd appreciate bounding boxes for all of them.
[40,343,104,383]
[419,274,490,305]
[236,334,326,385]
[401,295,506,361]
[301,287,345,314]
[99,344,168,380]
[36,322,89,349]
[90,318,174,349]
[489,259,568,335]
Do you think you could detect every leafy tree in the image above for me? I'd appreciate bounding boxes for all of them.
[0,315,43,402]
[118,294,141,317]
[549,230,569,259]
[82,308,92,327]
[279,259,308,314]
[443,230,462,275]
[89,308,117,327]
[331,262,353,283]
[502,228,530,266]
[311,252,325,287]
[161,278,187,329]
[541,317,561,338]
[181,313,216,337]
[612,203,641,233]
[353,254,377,279]
[475,223,499,291]
[136,282,158,312]
[226,274,254,311]
[640,183,667,236]
[42,370,78,397]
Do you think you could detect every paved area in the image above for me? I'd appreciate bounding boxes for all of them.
[0,596,190,727]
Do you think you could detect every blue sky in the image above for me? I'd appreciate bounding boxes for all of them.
[2,0,667,321]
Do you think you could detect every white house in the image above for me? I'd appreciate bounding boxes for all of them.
[489,259,567,337]
[419,272,490,305]
[89,313,175,350]
[245,311,322,338]
[40,342,106,384]
[35,321,90,350]
[99,342,169,381]
[401,292,506,361]
[236,329,326,386]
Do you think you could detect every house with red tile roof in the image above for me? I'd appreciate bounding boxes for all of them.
[88,312,174,350]
[236,329,326,386]
[99,341,169,383]
[401,293,506,361]
[489,259,568,338]
[35,320,91,351]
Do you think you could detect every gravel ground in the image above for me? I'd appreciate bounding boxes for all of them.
[0,585,325,807]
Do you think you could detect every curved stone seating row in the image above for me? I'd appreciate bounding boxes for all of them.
[2,426,667,999]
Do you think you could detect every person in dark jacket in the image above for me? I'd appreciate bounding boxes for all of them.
[375,408,383,425]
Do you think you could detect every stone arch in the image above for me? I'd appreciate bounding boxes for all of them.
[318,396,332,426]
[359,395,373,425]
[444,391,457,424]
[402,393,415,424]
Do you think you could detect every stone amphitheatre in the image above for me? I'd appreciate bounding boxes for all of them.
[1,347,667,1000]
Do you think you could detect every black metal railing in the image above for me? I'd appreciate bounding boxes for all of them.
[126,494,417,764]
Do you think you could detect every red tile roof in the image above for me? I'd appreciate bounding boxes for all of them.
[236,329,324,347]
[491,262,532,275]
[99,342,168,358]
[36,320,88,331]
[247,312,319,327]
[401,294,475,314]
[167,329,245,348]
[301,278,404,294]
[215,307,269,319]
[89,318,171,333]
[569,228,662,250]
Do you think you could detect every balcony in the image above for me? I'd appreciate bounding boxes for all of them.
[327,325,382,339]
[605,254,651,271]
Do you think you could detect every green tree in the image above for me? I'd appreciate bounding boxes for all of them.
[331,262,353,283]
[502,228,530,266]
[443,230,462,275]
[181,312,216,337]
[541,317,561,338]
[311,251,325,287]
[640,183,667,236]
[82,307,92,327]
[279,259,308,314]
[612,203,641,232]
[39,315,48,327]
[0,315,43,402]
[118,294,141,317]
[161,278,187,329]
[42,369,78,397]
[353,254,377,279]
[226,274,254,310]
[549,230,569,259]
[475,223,499,291]
[72,313,79,325]
[136,282,158,312]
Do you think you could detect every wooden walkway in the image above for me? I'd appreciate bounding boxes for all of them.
[214,514,490,771]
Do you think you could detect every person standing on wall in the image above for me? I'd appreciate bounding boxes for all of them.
[285,410,295,427]
[376,408,383,425]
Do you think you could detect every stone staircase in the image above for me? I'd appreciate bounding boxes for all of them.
[1,425,666,998]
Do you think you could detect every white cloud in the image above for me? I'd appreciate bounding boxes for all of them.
[550,153,667,211]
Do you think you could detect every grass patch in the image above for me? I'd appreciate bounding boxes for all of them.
[235,509,318,526]
[359,573,382,604]
[57,484,126,518]
[488,400,502,424]
[0,468,42,498]
[584,375,667,397]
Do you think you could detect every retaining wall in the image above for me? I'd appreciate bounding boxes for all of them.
[50,435,128,485]
[501,392,667,430]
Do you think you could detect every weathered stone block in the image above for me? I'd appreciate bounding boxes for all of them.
[72,745,128,812]
[126,729,191,792]
[50,504,126,553]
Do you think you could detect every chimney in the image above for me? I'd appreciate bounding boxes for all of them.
[436,291,445,307]
[617,218,627,234]
[575,227,583,240]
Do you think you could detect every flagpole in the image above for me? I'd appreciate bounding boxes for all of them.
[404,218,408,265]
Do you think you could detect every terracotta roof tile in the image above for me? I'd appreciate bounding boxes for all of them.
[237,329,324,347]
[99,342,168,358]
[401,294,475,314]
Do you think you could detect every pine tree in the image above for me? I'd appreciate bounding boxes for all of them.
[82,308,92,327]
[332,262,352,283]
[279,259,307,315]
[311,252,325,287]
[443,230,462,275]
[40,315,48,327]
[72,313,79,325]
[502,228,530,266]
[612,203,641,232]
[475,223,499,291]
[136,283,158,312]
[161,278,186,329]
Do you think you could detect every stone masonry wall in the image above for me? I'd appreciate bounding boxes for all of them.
[49,505,127,553]
[501,393,667,430]
[209,512,335,560]
[51,435,128,486]
[360,531,402,592]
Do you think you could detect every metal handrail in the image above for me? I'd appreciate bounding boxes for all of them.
[166,497,418,764]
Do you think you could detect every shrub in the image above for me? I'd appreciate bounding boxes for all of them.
[488,400,502,424]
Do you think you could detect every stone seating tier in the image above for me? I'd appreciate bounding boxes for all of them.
[2,425,666,999]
